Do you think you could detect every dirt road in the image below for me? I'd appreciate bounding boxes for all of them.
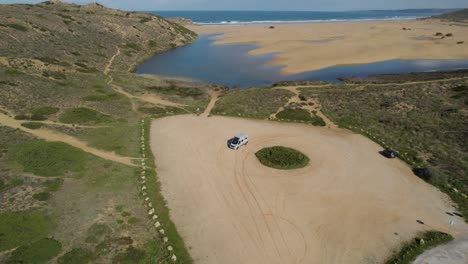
[150,115,467,264]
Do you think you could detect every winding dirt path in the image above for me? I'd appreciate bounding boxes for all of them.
[0,112,136,167]
[104,47,120,75]
[201,90,221,117]
[272,86,337,128]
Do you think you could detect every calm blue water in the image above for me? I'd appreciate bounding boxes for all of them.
[151,10,454,25]
[136,34,468,88]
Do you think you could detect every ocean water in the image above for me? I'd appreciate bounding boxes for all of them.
[151,10,454,25]
[136,34,468,88]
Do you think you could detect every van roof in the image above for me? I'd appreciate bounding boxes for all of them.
[235,133,248,138]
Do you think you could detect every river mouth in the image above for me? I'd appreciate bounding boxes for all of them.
[136,34,468,88]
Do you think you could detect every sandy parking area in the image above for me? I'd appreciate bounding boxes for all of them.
[151,115,467,264]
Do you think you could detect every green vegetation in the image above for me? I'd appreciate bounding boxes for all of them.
[275,108,326,126]
[386,232,453,264]
[82,93,119,101]
[78,124,139,156]
[431,8,468,22]
[42,70,67,80]
[33,191,51,201]
[21,122,44,129]
[2,23,28,32]
[276,108,312,122]
[8,238,62,264]
[148,84,205,99]
[0,211,52,251]
[112,246,146,263]
[255,146,310,170]
[212,88,293,119]
[58,248,93,264]
[43,178,64,192]
[59,107,113,125]
[11,140,87,177]
[32,106,59,116]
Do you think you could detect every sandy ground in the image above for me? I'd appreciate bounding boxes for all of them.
[150,115,468,264]
[414,235,468,264]
[188,20,468,74]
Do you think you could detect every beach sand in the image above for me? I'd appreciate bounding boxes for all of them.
[188,20,468,74]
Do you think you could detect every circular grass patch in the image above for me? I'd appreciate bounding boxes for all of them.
[255,146,309,170]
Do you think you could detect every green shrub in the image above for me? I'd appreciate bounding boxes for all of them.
[124,42,141,51]
[276,108,313,122]
[451,85,468,92]
[14,115,29,120]
[33,192,51,201]
[0,211,52,251]
[112,247,146,263]
[11,141,87,177]
[32,106,59,116]
[82,93,118,101]
[5,23,28,32]
[8,238,62,263]
[310,115,326,127]
[42,71,67,80]
[59,107,113,125]
[87,223,112,238]
[5,69,23,75]
[140,17,151,23]
[43,178,64,192]
[58,247,93,264]
[21,122,44,130]
[255,146,310,169]
[30,114,47,121]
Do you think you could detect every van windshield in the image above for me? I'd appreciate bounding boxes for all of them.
[232,137,239,145]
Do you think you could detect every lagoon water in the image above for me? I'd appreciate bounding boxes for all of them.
[136,34,468,88]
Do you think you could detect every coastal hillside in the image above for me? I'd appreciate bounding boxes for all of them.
[431,8,468,22]
[0,1,209,263]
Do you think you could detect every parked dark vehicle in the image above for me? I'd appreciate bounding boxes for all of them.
[413,168,432,181]
[381,149,397,158]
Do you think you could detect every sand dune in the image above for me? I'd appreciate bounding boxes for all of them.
[189,20,468,74]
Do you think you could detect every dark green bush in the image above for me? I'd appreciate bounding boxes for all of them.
[276,108,313,122]
[33,192,51,201]
[14,115,29,120]
[255,146,310,170]
[32,106,59,116]
[5,23,28,32]
[21,122,44,130]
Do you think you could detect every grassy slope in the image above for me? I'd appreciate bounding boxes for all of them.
[431,8,468,22]
[0,1,204,263]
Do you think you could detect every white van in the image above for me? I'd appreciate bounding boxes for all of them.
[229,133,249,150]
